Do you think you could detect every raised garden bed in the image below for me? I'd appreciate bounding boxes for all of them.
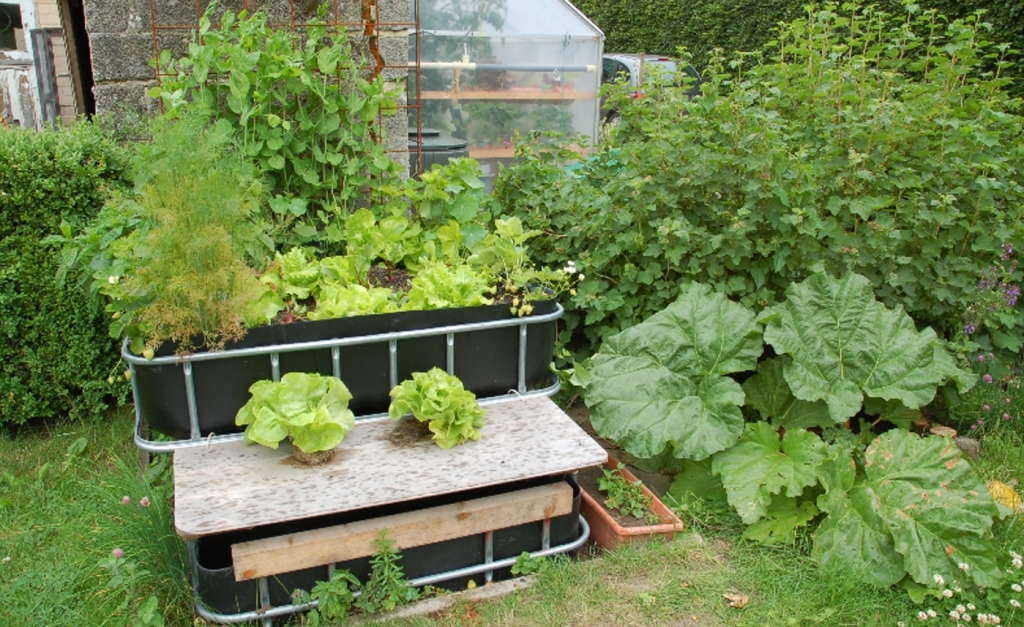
[127,301,561,450]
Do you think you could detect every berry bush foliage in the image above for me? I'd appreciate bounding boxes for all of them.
[583,271,1010,593]
[494,3,1024,357]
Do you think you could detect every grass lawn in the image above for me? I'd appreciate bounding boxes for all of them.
[2,407,1022,627]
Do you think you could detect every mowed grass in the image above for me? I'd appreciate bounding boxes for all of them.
[2,410,1021,627]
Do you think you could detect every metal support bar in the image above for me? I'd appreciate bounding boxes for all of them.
[192,516,590,624]
[270,353,280,382]
[518,324,528,394]
[331,347,341,379]
[389,340,398,389]
[446,333,455,375]
[184,363,201,440]
[484,530,494,584]
[542,519,551,550]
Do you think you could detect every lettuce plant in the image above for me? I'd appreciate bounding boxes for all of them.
[585,272,999,593]
[388,368,485,449]
[235,372,356,454]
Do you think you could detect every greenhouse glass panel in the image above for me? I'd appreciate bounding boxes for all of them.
[411,0,603,176]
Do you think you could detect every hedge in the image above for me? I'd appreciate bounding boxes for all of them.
[0,122,133,426]
[573,0,1023,96]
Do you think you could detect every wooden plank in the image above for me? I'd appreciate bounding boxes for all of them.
[420,90,595,101]
[231,482,573,581]
[174,395,606,538]
[469,146,516,159]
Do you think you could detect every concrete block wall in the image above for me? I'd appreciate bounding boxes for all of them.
[84,0,410,173]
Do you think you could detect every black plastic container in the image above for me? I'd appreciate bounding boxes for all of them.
[192,474,580,617]
[134,301,558,440]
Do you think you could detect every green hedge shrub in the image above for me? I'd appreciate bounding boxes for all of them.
[0,123,133,426]
[495,3,1024,356]
[573,0,1022,97]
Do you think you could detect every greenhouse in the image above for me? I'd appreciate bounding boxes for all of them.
[410,0,604,177]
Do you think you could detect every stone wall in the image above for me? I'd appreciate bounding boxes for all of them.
[83,0,409,171]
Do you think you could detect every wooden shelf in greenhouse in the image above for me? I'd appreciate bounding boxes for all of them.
[420,89,595,101]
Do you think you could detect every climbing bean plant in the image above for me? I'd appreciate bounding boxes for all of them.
[152,5,401,252]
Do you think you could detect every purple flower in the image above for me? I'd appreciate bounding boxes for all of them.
[140,497,150,507]
[984,405,991,412]
[1003,413,1011,421]
[964,322,976,335]
[112,548,124,559]
[1006,398,1012,404]
[1003,243,1015,260]
[983,374,994,384]
[121,496,130,505]
[971,424,978,430]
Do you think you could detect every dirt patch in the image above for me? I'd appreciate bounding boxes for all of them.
[387,417,433,447]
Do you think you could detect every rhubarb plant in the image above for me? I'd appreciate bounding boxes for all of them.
[586,272,998,593]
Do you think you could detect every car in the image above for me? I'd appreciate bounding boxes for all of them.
[600,53,701,123]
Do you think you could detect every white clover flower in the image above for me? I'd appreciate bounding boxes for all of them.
[899,622,906,627]
[1013,557,1023,570]
[960,563,971,572]
[977,615,989,626]
[1011,584,1021,593]
[927,610,937,618]
[967,604,976,611]
[951,610,962,621]
[935,574,946,586]
[963,614,972,623]
[958,605,968,614]
[578,273,585,280]
[917,611,929,621]
[1010,599,1021,608]
[108,275,119,285]
[1011,551,1022,561]
[943,589,954,598]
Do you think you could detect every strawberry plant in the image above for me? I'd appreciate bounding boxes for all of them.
[584,271,1004,593]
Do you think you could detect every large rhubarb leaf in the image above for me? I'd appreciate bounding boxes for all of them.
[742,357,834,430]
[743,494,819,545]
[711,423,827,524]
[760,272,975,423]
[813,430,1001,588]
[586,283,762,461]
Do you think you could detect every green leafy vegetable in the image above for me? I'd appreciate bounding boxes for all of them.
[711,422,827,524]
[404,262,493,311]
[813,430,1001,588]
[308,284,396,320]
[585,282,762,461]
[388,368,485,449]
[760,272,976,423]
[235,372,356,453]
[742,357,834,430]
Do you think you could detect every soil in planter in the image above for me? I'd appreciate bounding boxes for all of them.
[387,417,434,447]
[577,466,659,528]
